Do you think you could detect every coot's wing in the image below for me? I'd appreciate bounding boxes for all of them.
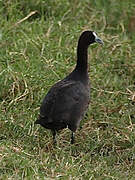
[40,80,89,128]
[39,80,76,118]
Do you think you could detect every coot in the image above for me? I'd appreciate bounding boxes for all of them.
[35,31,103,144]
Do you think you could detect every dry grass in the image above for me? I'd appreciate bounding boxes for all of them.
[0,0,135,179]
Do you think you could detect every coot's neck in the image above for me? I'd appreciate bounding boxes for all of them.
[75,42,89,72]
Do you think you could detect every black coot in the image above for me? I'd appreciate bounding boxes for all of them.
[35,31,103,144]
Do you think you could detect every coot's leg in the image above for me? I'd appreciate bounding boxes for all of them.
[71,132,75,144]
[52,130,57,145]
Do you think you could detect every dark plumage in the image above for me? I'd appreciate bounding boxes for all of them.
[35,30,103,144]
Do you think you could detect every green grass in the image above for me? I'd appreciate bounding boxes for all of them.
[0,0,135,179]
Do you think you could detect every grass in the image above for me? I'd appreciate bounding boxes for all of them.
[0,0,135,179]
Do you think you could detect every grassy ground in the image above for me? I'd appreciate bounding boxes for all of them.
[0,0,135,179]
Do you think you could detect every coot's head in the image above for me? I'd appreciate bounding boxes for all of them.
[79,30,104,47]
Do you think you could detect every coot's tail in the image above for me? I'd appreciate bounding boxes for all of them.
[34,114,44,124]
[34,118,40,124]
